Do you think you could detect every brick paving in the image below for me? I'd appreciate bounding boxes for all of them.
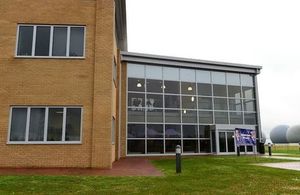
[0,157,163,176]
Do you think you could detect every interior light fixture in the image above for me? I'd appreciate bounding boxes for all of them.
[161,85,166,89]
[183,110,187,114]
[191,96,195,102]
[188,86,193,91]
[137,81,142,88]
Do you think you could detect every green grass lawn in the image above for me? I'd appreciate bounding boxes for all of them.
[267,144,300,156]
[1,156,300,194]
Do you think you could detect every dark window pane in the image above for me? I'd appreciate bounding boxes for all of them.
[227,132,235,152]
[65,108,81,141]
[147,124,163,138]
[240,145,245,152]
[228,86,241,98]
[183,140,198,153]
[128,93,145,107]
[17,26,33,56]
[127,140,145,154]
[230,112,243,124]
[242,87,255,99]
[182,110,197,123]
[213,84,227,97]
[247,146,253,152]
[215,112,229,124]
[147,140,164,154]
[165,140,181,153]
[199,111,213,124]
[47,108,63,141]
[165,125,181,138]
[200,140,211,153]
[29,108,45,141]
[165,95,180,108]
[147,109,163,123]
[128,124,145,138]
[244,112,257,125]
[52,27,67,56]
[128,78,145,92]
[198,97,212,110]
[243,100,256,112]
[182,96,196,109]
[183,125,198,138]
[197,83,212,96]
[219,132,226,152]
[35,26,50,56]
[241,74,254,87]
[181,82,196,95]
[146,79,163,93]
[164,80,180,94]
[199,125,210,138]
[128,108,145,122]
[229,99,242,111]
[69,27,84,56]
[214,98,228,110]
[10,108,27,141]
[165,109,181,123]
[146,94,163,108]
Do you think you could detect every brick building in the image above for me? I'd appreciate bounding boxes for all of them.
[0,0,262,168]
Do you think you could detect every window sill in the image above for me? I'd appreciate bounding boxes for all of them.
[7,141,82,145]
[14,56,85,60]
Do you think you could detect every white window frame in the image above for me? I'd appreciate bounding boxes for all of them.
[7,106,83,144]
[15,24,86,59]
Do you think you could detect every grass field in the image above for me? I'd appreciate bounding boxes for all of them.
[268,144,300,156]
[0,156,300,194]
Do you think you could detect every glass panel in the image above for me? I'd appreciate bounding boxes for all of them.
[146,94,163,108]
[229,99,242,111]
[199,125,210,138]
[128,108,145,122]
[242,87,255,99]
[230,112,243,124]
[127,124,145,138]
[127,64,145,78]
[198,97,212,110]
[35,26,50,56]
[214,98,228,110]
[146,65,162,79]
[213,84,227,97]
[183,125,198,138]
[181,82,196,95]
[241,74,254,87]
[52,27,67,56]
[180,68,195,82]
[215,112,229,124]
[200,140,211,153]
[147,124,163,138]
[183,140,198,153]
[165,109,181,123]
[146,79,163,93]
[47,108,63,141]
[165,140,181,153]
[228,86,242,98]
[164,81,180,94]
[128,78,145,92]
[147,140,164,154]
[240,145,245,152]
[197,83,212,96]
[65,108,81,141]
[243,100,256,112]
[212,72,226,84]
[128,93,145,107]
[165,125,181,138]
[17,26,33,56]
[212,132,216,153]
[247,146,253,152]
[219,132,226,152]
[199,111,213,124]
[165,95,180,108]
[244,112,257,125]
[196,70,211,83]
[163,67,179,81]
[69,27,84,56]
[227,132,235,152]
[182,110,197,123]
[127,140,145,154]
[147,109,163,123]
[10,108,27,141]
[28,108,45,141]
[182,96,196,109]
[227,73,240,86]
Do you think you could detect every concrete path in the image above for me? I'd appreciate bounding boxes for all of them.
[259,162,300,171]
[0,157,163,176]
[261,156,300,161]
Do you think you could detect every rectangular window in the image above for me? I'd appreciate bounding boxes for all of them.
[16,24,85,58]
[9,106,82,144]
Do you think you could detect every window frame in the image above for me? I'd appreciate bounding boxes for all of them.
[15,24,86,59]
[7,106,83,144]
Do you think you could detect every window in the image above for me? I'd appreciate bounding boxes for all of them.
[9,107,82,143]
[16,25,85,57]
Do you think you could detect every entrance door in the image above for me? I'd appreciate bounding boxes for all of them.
[218,131,235,154]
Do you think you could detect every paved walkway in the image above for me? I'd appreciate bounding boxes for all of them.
[0,157,163,176]
[259,162,300,171]
[261,156,300,161]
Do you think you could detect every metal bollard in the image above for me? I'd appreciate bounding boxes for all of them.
[176,145,181,174]
[237,146,240,156]
[268,143,272,156]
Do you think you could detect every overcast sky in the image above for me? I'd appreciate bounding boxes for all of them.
[126,0,300,136]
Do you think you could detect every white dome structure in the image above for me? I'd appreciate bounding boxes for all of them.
[270,125,289,143]
[286,125,300,143]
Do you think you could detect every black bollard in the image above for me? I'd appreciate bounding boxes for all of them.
[268,143,272,156]
[237,146,240,156]
[176,145,181,174]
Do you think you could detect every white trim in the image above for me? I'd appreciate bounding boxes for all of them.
[62,107,67,141]
[25,108,30,142]
[44,107,49,142]
[66,26,71,57]
[32,26,37,56]
[49,26,54,57]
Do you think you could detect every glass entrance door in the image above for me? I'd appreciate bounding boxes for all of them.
[218,131,235,153]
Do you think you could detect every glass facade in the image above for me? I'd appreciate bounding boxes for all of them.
[127,64,258,155]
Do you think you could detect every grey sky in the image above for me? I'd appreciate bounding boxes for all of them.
[126,0,300,135]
